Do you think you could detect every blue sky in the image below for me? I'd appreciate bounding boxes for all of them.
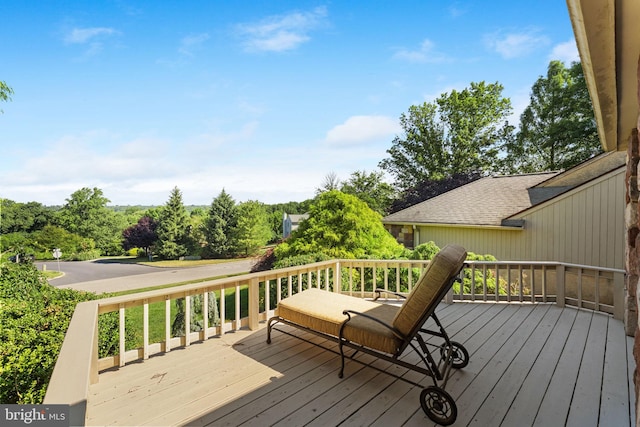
[0,1,579,206]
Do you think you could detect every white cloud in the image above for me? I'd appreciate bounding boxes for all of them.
[549,39,579,63]
[64,27,119,44]
[484,30,549,59]
[179,33,210,56]
[393,39,450,63]
[236,6,328,52]
[324,115,400,146]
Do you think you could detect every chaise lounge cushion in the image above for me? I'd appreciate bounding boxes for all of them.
[275,288,402,354]
[392,244,467,338]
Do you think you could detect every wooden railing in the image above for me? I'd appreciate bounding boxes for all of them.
[43,259,625,425]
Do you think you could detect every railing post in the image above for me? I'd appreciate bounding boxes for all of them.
[249,278,259,330]
[613,271,625,321]
[556,264,565,308]
[333,261,341,293]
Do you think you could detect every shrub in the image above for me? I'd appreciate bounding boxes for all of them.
[410,241,440,260]
[0,261,131,403]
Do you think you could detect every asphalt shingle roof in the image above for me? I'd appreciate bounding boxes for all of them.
[383,172,558,226]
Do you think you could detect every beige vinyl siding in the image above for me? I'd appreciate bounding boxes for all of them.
[415,169,625,269]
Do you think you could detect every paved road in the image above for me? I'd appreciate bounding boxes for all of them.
[41,259,255,294]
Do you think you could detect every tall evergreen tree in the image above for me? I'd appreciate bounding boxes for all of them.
[502,60,602,173]
[203,189,238,258]
[155,187,191,260]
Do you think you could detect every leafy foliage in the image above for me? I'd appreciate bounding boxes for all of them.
[0,199,55,234]
[502,60,602,173]
[57,187,125,255]
[122,216,158,257]
[339,169,396,216]
[0,262,132,404]
[234,201,272,256]
[275,190,405,261]
[409,241,441,260]
[0,80,13,113]
[380,81,512,192]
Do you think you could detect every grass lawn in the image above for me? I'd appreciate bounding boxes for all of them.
[119,284,250,349]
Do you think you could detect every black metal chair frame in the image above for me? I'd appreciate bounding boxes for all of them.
[266,270,468,426]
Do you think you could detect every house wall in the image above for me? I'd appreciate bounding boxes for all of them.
[413,168,625,270]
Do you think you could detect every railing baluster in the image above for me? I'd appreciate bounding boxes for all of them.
[265,279,270,313]
[165,297,171,352]
[220,288,226,333]
[494,264,499,301]
[542,265,547,303]
[203,292,209,340]
[143,299,149,360]
[235,284,241,330]
[185,295,191,346]
[594,271,600,311]
[577,268,583,309]
[529,265,534,303]
[470,264,476,301]
[119,304,125,367]
[518,265,524,302]
[507,265,512,303]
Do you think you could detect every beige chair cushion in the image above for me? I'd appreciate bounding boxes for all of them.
[392,244,467,337]
[276,288,402,354]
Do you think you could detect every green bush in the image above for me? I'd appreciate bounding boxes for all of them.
[0,261,130,404]
[410,241,440,260]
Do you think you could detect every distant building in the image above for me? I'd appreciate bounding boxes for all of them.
[283,213,309,238]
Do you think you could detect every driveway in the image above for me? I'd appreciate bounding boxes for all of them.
[42,259,255,295]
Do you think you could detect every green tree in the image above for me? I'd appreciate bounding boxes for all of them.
[56,188,123,255]
[0,199,55,234]
[503,60,602,173]
[379,81,513,191]
[0,80,13,113]
[233,200,272,256]
[31,225,95,260]
[155,187,192,259]
[203,189,238,258]
[340,169,396,215]
[315,171,341,195]
[275,190,405,260]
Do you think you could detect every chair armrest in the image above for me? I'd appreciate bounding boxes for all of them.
[341,309,407,342]
[373,288,407,301]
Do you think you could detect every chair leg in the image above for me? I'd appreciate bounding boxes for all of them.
[266,317,277,344]
[338,340,346,378]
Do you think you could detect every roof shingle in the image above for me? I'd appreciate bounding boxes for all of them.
[383,173,558,226]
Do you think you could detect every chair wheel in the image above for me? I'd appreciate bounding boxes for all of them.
[420,386,457,425]
[440,341,469,369]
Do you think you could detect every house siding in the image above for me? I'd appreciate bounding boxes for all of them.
[411,169,625,269]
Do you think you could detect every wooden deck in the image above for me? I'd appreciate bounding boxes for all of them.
[86,302,635,426]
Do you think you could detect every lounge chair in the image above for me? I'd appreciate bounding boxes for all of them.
[267,244,468,425]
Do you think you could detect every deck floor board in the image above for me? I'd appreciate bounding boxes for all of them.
[86,302,635,427]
